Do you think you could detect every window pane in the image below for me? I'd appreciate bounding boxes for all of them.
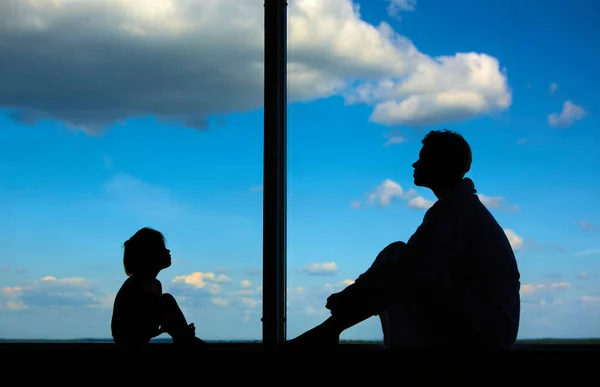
[0,0,264,343]
[287,0,599,344]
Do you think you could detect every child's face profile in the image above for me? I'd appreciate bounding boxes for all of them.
[155,241,172,271]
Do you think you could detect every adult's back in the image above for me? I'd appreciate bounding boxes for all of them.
[380,178,520,349]
[456,189,521,349]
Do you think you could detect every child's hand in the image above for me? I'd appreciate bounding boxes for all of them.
[187,323,195,336]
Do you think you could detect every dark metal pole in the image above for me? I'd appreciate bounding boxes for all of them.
[262,0,287,350]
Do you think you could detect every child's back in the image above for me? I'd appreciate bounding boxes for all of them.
[111,276,164,348]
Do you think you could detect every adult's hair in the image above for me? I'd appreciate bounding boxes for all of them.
[421,129,472,179]
[123,227,166,276]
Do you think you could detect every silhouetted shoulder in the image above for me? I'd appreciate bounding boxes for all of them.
[111,276,165,347]
[468,194,515,254]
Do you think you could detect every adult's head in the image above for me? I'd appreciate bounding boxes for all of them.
[123,227,171,276]
[412,129,472,191]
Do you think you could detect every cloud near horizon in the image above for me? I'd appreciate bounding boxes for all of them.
[0,0,511,134]
[356,178,517,213]
[0,276,112,311]
[296,262,339,275]
[2,268,599,340]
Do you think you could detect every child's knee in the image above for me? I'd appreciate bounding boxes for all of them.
[162,293,176,304]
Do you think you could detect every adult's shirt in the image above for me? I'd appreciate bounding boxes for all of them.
[337,178,521,349]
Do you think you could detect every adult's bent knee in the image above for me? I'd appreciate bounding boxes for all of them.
[379,241,407,258]
[386,241,406,249]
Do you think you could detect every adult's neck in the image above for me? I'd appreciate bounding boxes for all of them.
[430,178,464,200]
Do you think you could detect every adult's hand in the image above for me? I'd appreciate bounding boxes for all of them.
[285,321,340,350]
[325,292,342,312]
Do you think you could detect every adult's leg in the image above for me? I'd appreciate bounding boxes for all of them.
[327,241,407,317]
[287,242,407,349]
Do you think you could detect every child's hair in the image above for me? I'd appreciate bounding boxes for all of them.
[123,227,166,276]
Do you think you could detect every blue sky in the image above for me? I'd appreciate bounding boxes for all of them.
[0,0,599,341]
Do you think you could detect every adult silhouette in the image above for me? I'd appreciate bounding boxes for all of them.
[288,129,521,350]
[111,227,205,349]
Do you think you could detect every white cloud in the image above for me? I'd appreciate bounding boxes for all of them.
[211,297,230,307]
[323,279,355,293]
[40,276,88,285]
[387,0,417,18]
[171,272,231,294]
[368,179,405,206]
[286,286,307,311]
[297,262,338,275]
[241,297,260,308]
[520,282,572,307]
[503,229,523,252]
[383,130,406,146]
[213,274,232,283]
[548,100,587,128]
[403,191,519,212]
[0,0,511,133]
[0,276,107,310]
[577,272,589,279]
[303,305,327,315]
[407,195,435,210]
[582,296,600,304]
[288,286,305,294]
[573,248,600,257]
[350,200,361,209]
[521,282,571,295]
[5,299,28,310]
[477,194,504,209]
[404,188,417,198]
[350,52,511,126]
[360,179,516,215]
[170,270,268,310]
[240,279,252,288]
[233,289,255,296]
[578,221,595,231]
[477,194,519,212]
[1,286,23,298]
[364,179,433,209]
[549,82,559,94]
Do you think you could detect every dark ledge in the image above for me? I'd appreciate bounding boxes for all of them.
[2,341,596,382]
[1,342,599,351]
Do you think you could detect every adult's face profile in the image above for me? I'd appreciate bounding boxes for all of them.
[412,144,440,189]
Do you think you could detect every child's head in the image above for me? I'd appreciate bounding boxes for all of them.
[123,227,171,276]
